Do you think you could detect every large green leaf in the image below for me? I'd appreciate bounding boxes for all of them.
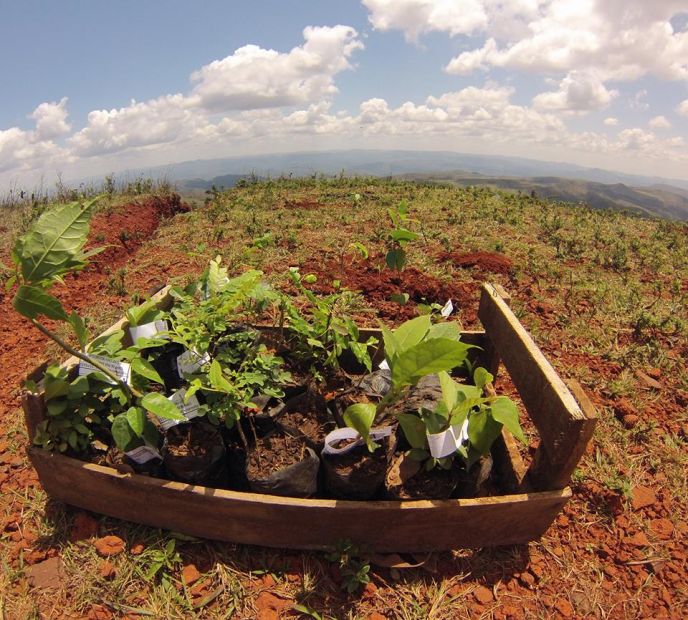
[15,197,99,284]
[489,396,527,444]
[125,299,163,327]
[397,413,427,449]
[473,367,494,390]
[208,359,233,393]
[390,228,418,243]
[438,371,459,413]
[67,311,89,350]
[126,406,146,437]
[391,338,471,388]
[111,413,139,451]
[343,403,378,451]
[13,285,68,321]
[141,392,185,421]
[392,315,430,354]
[381,324,399,363]
[427,321,460,341]
[385,248,406,271]
[468,409,503,455]
[131,358,164,385]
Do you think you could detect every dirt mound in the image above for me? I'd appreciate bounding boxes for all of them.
[297,257,477,324]
[438,251,513,275]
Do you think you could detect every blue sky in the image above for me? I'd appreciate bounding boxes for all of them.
[1,0,687,188]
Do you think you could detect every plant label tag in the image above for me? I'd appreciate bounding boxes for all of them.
[378,359,390,371]
[441,299,454,318]
[129,320,167,342]
[176,350,210,378]
[78,355,131,385]
[322,426,394,456]
[426,419,469,458]
[158,389,201,431]
[125,444,162,464]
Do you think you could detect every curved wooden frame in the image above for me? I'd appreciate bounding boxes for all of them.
[22,284,596,552]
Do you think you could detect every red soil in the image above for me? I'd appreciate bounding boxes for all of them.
[437,251,514,275]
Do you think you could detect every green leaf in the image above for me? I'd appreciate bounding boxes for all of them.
[13,285,68,321]
[390,228,418,243]
[44,378,70,400]
[15,196,100,284]
[390,292,409,306]
[46,399,68,416]
[141,392,185,421]
[385,248,406,271]
[4,274,17,292]
[88,330,125,356]
[489,396,527,444]
[349,242,369,259]
[468,409,503,455]
[427,322,461,341]
[393,315,431,353]
[473,367,494,390]
[397,413,427,449]
[391,338,471,388]
[438,371,459,413]
[125,299,163,327]
[343,403,378,451]
[208,359,234,393]
[206,255,228,296]
[131,358,164,385]
[111,413,138,451]
[126,407,146,437]
[381,324,399,363]
[67,311,89,350]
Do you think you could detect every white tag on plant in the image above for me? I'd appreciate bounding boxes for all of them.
[158,388,201,432]
[78,355,131,385]
[426,419,469,458]
[176,350,210,378]
[129,320,168,342]
[125,444,162,464]
[440,299,454,318]
[322,426,394,456]
[378,359,390,371]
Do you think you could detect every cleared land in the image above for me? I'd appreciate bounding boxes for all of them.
[0,178,686,618]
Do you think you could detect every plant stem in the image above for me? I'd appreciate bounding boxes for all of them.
[31,319,142,402]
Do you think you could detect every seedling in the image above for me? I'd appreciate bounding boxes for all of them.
[385,200,418,271]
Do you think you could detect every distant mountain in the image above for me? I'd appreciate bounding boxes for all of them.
[128,149,688,192]
[399,172,688,221]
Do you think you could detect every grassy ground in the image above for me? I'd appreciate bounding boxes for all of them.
[0,178,686,618]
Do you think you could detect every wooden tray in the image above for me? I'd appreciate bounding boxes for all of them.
[22,284,597,552]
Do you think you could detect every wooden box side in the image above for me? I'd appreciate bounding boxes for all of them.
[478,283,598,491]
[28,447,569,552]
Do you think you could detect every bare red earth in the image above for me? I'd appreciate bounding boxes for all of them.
[437,250,514,275]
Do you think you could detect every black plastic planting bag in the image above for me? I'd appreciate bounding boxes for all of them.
[322,431,395,500]
[162,422,227,486]
[247,447,320,498]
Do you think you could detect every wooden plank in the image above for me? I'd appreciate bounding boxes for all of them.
[29,447,569,552]
[478,283,597,490]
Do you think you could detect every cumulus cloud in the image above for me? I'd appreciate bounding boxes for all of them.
[67,26,363,157]
[649,115,671,129]
[362,0,488,41]
[189,26,362,111]
[603,117,619,126]
[364,1,688,84]
[533,71,618,112]
[678,99,688,116]
[30,98,71,141]
[0,100,70,174]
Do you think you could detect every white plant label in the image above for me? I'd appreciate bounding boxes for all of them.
[322,426,394,456]
[440,299,454,318]
[378,359,390,371]
[129,320,167,342]
[125,444,162,464]
[158,388,201,432]
[78,355,131,385]
[426,419,470,458]
[176,350,210,378]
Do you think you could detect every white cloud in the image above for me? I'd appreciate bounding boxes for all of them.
[0,101,69,174]
[533,71,618,112]
[649,115,671,129]
[678,99,688,116]
[189,26,362,111]
[604,117,618,126]
[362,0,488,41]
[30,98,71,141]
[363,1,688,84]
[67,26,363,157]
